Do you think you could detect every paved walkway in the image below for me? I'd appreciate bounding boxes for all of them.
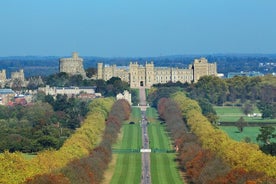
[139,87,151,184]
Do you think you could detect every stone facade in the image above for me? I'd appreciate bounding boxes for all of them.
[97,58,217,88]
[59,52,86,78]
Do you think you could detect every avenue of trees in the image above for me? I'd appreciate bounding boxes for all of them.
[1,69,134,154]
[155,92,276,183]
[165,92,276,182]
[25,99,131,184]
[0,97,120,184]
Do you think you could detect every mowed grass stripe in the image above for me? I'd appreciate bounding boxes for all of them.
[110,107,142,184]
[121,125,133,149]
[151,154,183,184]
[157,125,166,149]
[150,153,160,184]
[137,124,142,149]
[146,107,184,184]
[115,154,130,184]
[124,153,141,184]
[131,107,142,123]
[149,123,171,150]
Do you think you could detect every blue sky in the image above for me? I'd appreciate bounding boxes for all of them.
[1,0,276,57]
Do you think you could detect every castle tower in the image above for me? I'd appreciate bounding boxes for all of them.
[192,58,209,82]
[145,61,154,88]
[59,52,86,78]
[0,69,6,82]
[97,63,103,79]
[129,62,139,88]
[192,58,217,82]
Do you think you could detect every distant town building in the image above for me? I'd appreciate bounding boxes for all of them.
[59,52,86,78]
[227,71,264,78]
[116,90,132,105]
[0,89,16,105]
[38,85,97,97]
[97,58,217,88]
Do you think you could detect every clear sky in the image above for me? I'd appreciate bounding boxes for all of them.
[1,0,276,57]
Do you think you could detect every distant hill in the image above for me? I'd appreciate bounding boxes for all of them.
[0,54,275,78]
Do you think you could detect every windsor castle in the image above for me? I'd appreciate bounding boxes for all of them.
[59,53,217,88]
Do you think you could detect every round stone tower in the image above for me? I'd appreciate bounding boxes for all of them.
[59,52,86,78]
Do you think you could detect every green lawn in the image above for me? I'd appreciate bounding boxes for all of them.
[110,107,142,184]
[23,153,36,160]
[110,153,141,184]
[219,126,276,144]
[147,107,184,184]
[214,106,276,123]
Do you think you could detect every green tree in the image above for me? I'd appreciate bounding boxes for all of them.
[235,116,247,133]
[85,67,97,78]
[191,76,228,105]
[256,126,276,145]
[242,102,254,115]
[257,102,275,119]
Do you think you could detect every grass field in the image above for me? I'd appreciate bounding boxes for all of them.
[219,126,276,144]
[22,153,36,160]
[147,108,184,184]
[214,106,276,123]
[110,107,142,184]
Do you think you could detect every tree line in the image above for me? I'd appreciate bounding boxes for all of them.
[0,97,115,184]
[152,75,276,119]
[159,92,276,183]
[25,99,131,184]
[0,93,90,153]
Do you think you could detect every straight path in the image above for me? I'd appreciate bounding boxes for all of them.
[139,87,151,184]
